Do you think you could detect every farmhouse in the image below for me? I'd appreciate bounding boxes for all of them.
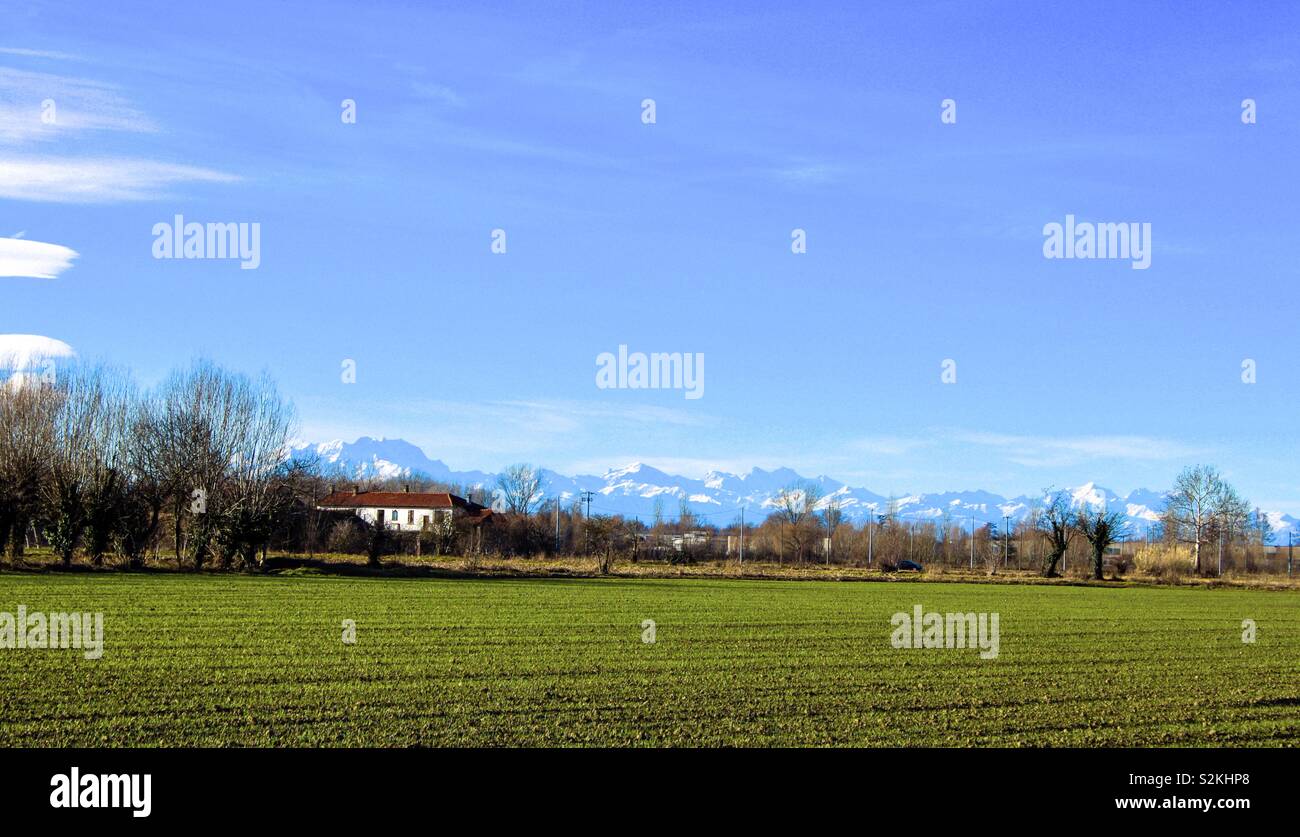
[316,486,492,532]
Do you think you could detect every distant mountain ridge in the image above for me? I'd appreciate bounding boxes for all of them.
[290,437,1300,541]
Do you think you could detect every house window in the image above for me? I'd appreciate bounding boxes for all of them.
[407,510,414,525]
[392,510,399,523]
[377,510,385,524]
[422,515,431,527]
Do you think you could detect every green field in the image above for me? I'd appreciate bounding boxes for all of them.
[1,572,1297,746]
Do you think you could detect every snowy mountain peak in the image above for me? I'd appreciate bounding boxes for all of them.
[288,437,1300,542]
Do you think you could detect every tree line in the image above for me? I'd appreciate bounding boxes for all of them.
[486,465,1278,579]
[1,362,1280,577]
[766,468,1274,579]
[0,360,305,568]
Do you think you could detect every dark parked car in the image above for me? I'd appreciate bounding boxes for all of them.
[896,560,924,572]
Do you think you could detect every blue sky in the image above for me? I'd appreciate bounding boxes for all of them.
[2,0,1298,508]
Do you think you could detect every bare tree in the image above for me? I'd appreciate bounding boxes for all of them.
[1164,465,1239,575]
[424,513,457,556]
[939,506,954,565]
[650,495,666,551]
[774,481,822,564]
[80,367,135,566]
[44,369,97,565]
[1076,507,1129,580]
[1035,489,1075,577]
[149,361,296,569]
[980,523,1000,575]
[1020,503,1043,571]
[1248,507,1273,547]
[155,362,252,567]
[821,493,844,563]
[217,371,298,567]
[495,463,543,516]
[585,515,628,574]
[1209,484,1249,575]
[114,386,171,567]
[0,378,59,561]
[37,365,135,567]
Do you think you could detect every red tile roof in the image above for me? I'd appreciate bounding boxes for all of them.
[317,490,493,525]
[318,491,459,510]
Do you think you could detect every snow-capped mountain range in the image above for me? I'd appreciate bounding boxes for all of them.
[291,437,1300,541]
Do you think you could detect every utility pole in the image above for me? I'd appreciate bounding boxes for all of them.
[739,506,745,566]
[1289,531,1294,578]
[554,498,561,553]
[1003,514,1011,572]
[969,514,975,570]
[868,515,874,566]
[308,488,317,560]
[579,491,595,554]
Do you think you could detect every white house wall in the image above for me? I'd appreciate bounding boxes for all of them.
[333,506,453,532]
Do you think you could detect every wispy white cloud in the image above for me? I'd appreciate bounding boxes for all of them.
[0,156,239,202]
[947,430,1203,468]
[500,399,711,428]
[425,124,626,169]
[302,393,706,437]
[0,61,239,204]
[0,235,77,278]
[768,160,841,186]
[563,455,759,480]
[388,397,711,437]
[0,48,85,62]
[846,435,935,457]
[0,65,156,143]
[410,81,464,107]
[298,396,716,468]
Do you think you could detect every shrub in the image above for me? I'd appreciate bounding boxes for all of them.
[325,519,365,554]
[365,522,389,566]
[1133,544,1192,582]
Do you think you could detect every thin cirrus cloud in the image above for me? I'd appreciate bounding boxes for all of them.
[389,398,712,430]
[0,59,238,202]
[0,65,156,144]
[0,48,86,62]
[947,430,1202,467]
[410,80,465,107]
[0,235,78,278]
[0,157,239,203]
[298,397,715,464]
